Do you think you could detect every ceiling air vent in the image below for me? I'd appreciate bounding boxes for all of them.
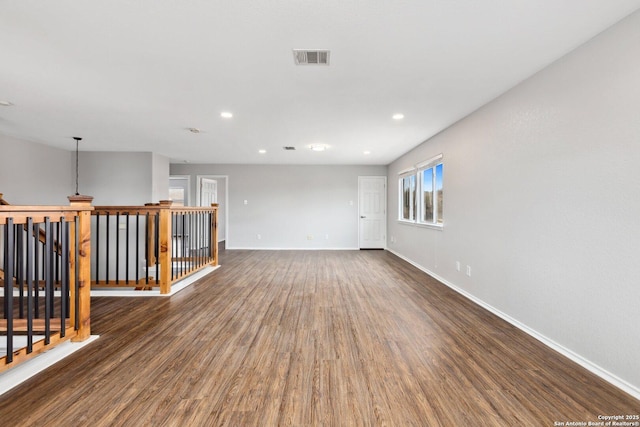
[283,146,296,151]
[293,49,330,65]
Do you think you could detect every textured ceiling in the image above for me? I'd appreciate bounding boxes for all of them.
[1,1,639,165]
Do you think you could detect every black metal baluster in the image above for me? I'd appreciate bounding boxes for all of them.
[4,220,14,362]
[44,217,51,345]
[194,211,198,269]
[145,213,149,285]
[16,222,24,318]
[34,224,40,319]
[155,213,159,284]
[105,212,110,285]
[192,211,196,269]
[198,212,204,268]
[209,212,213,263]
[48,220,55,320]
[65,219,71,319]
[182,212,187,277]
[96,214,100,284]
[58,222,62,287]
[2,223,6,320]
[60,218,68,338]
[26,218,34,353]
[135,213,140,284]
[125,213,130,284]
[195,211,198,269]
[202,212,206,263]
[116,212,120,285]
[54,222,59,289]
[171,212,175,282]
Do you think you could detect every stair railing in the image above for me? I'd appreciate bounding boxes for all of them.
[0,196,93,371]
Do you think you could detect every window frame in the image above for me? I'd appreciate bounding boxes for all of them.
[397,154,443,229]
[398,168,417,223]
[417,156,443,227]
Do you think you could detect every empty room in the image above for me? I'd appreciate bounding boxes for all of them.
[1,1,639,426]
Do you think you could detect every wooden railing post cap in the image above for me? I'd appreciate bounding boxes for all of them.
[159,200,173,206]
[68,195,94,205]
[211,203,219,208]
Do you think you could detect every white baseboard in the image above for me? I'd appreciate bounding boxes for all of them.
[90,265,220,297]
[0,335,100,396]
[225,247,359,251]
[386,248,640,400]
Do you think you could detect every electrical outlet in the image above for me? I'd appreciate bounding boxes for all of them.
[257,234,261,240]
[456,261,461,272]
[325,234,329,240]
[466,265,471,277]
[307,235,313,240]
[244,200,248,205]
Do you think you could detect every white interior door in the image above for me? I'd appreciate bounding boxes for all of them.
[200,178,217,206]
[358,176,386,249]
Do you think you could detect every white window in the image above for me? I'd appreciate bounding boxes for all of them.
[418,161,443,225]
[398,154,443,227]
[398,170,416,222]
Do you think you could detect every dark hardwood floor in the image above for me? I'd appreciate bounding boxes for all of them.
[0,249,637,426]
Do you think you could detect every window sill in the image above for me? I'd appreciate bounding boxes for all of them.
[397,220,444,231]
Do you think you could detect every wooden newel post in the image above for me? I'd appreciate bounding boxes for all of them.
[158,200,173,294]
[144,202,159,267]
[68,195,94,342]
[211,203,219,266]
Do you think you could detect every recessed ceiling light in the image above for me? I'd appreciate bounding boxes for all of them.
[364,150,371,155]
[188,128,201,133]
[258,149,266,154]
[309,144,328,152]
[0,101,13,107]
[220,112,233,119]
[392,113,404,120]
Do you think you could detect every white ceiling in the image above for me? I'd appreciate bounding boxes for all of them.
[1,1,639,165]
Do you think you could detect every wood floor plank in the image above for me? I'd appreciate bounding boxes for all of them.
[0,249,638,426]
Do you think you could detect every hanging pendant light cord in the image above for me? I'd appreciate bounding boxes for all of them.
[74,137,82,195]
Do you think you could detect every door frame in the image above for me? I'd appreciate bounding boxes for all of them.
[358,176,387,249]
[196,175,229,245]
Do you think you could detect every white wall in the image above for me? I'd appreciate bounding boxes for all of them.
[151,153,170,202]
[387,10,640,396]
[0,135,73,205]
[170,164,387,249]
[79,152,154,205]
